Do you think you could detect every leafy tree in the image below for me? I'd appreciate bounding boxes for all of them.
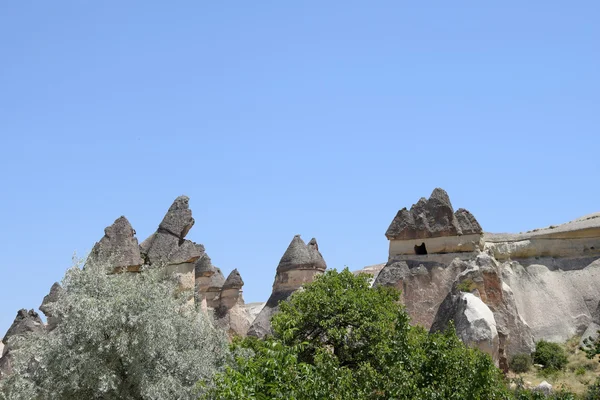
[510,353,533,373]
[0,261,228,400]
[533,340,568,371]
[205,268,510,399]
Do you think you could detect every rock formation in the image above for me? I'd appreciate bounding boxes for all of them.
[39,282,64,331]
[86,216,144,272]
[0,309,46,379]
[376,188,600,366]
[140,196,204,296]
[431,291,500,364]
[247,235,327,338]
[213,270,253,337]
[385,188,483,257]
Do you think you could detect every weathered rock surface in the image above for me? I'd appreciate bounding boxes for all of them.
[431,291,499,364]
[386,188,483,256]
[39,282,64,331]
[1,309,46,378]
[214,269,251,337]
[140,196,203,268]
[484,213,600,260]
[140,196,204,298]
[535,381,553,395]
[86,216,144,272]
[375,257,467,328]
[502,257,600,343]
[581,301,600,348]
[248,235,327,338]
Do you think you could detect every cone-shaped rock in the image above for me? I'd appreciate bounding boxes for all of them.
[39,282,64,331]
[1,309,46,378]
[223,269,244,290]
[87,216,144,271]
[248,235,327,338]
[386,188,462,240]
[455,208,482,235]
[385,188,483,256]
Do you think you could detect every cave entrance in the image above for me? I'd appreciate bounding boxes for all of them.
[414,242,428,255]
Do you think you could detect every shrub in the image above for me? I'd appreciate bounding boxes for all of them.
[457,278,477,293]
[510,353,533,373]
[205,269,510,399]
[533,340,568,371]
[585,377,600,400]
[0,261,228,400]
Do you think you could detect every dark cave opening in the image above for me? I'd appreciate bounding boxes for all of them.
[414,242,428,255]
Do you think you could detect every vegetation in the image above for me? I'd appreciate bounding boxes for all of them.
[511,353,533,373]
[456,278,477,293]
[509,336,600,398]
[204,268,510,399]
[0,261,228,400]
[5,262,600,399]
[534,340,569,372]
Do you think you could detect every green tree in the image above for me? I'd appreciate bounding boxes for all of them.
[0,261,228,400]
[205,268,510,399]
[533,340,568,371]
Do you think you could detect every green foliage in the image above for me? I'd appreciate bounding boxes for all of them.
[509,379,579,400]
[581,331,600,361]
[204,268,511,400]
[457,278,477,293]
[585,377,600,400]
[0,261,228,400]
[533,340,569,371]
[510,353,533,373]
[272,269,401,369]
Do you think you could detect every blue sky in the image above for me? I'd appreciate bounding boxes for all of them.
[1,1,598,335]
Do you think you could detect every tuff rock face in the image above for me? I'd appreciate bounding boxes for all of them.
[39,282,64,331]
[247,235,327,338]
[385,188,482,240]
[87,216,144,272]
[140,196,204,297]
[376,188,600,364]
[0,309,46,379]
[386,188,483,256]
[431,291,499,365]
[214,269,251,337]
[140,196,203,268]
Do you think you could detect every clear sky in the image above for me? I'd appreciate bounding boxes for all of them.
[1,1,598,336]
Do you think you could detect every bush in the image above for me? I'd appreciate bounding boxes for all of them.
[0,261,228,400]
[510,353,533,373]
[533,340,568,371]
[205,269,510,399]
[585,377,600,400]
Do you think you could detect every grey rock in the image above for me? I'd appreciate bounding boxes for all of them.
[431,291,499,364]
[158,195,195,239]
[455,208,483,235]
[141,233,203,266]
[3,309,45,343]
[140,196,202,268]
[223,269,244,290]
[277,235,327,273]
[86,216,144,271]
[580,300,600,348]
[1,309,46,379]
[535,381,552,395]
[39,282,64,331]
[385,188,482,240]
[248,235,327,338]
[195,253,215,278]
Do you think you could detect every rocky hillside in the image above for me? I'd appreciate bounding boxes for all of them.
[373,188,600,372]
[2,189,599,378]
